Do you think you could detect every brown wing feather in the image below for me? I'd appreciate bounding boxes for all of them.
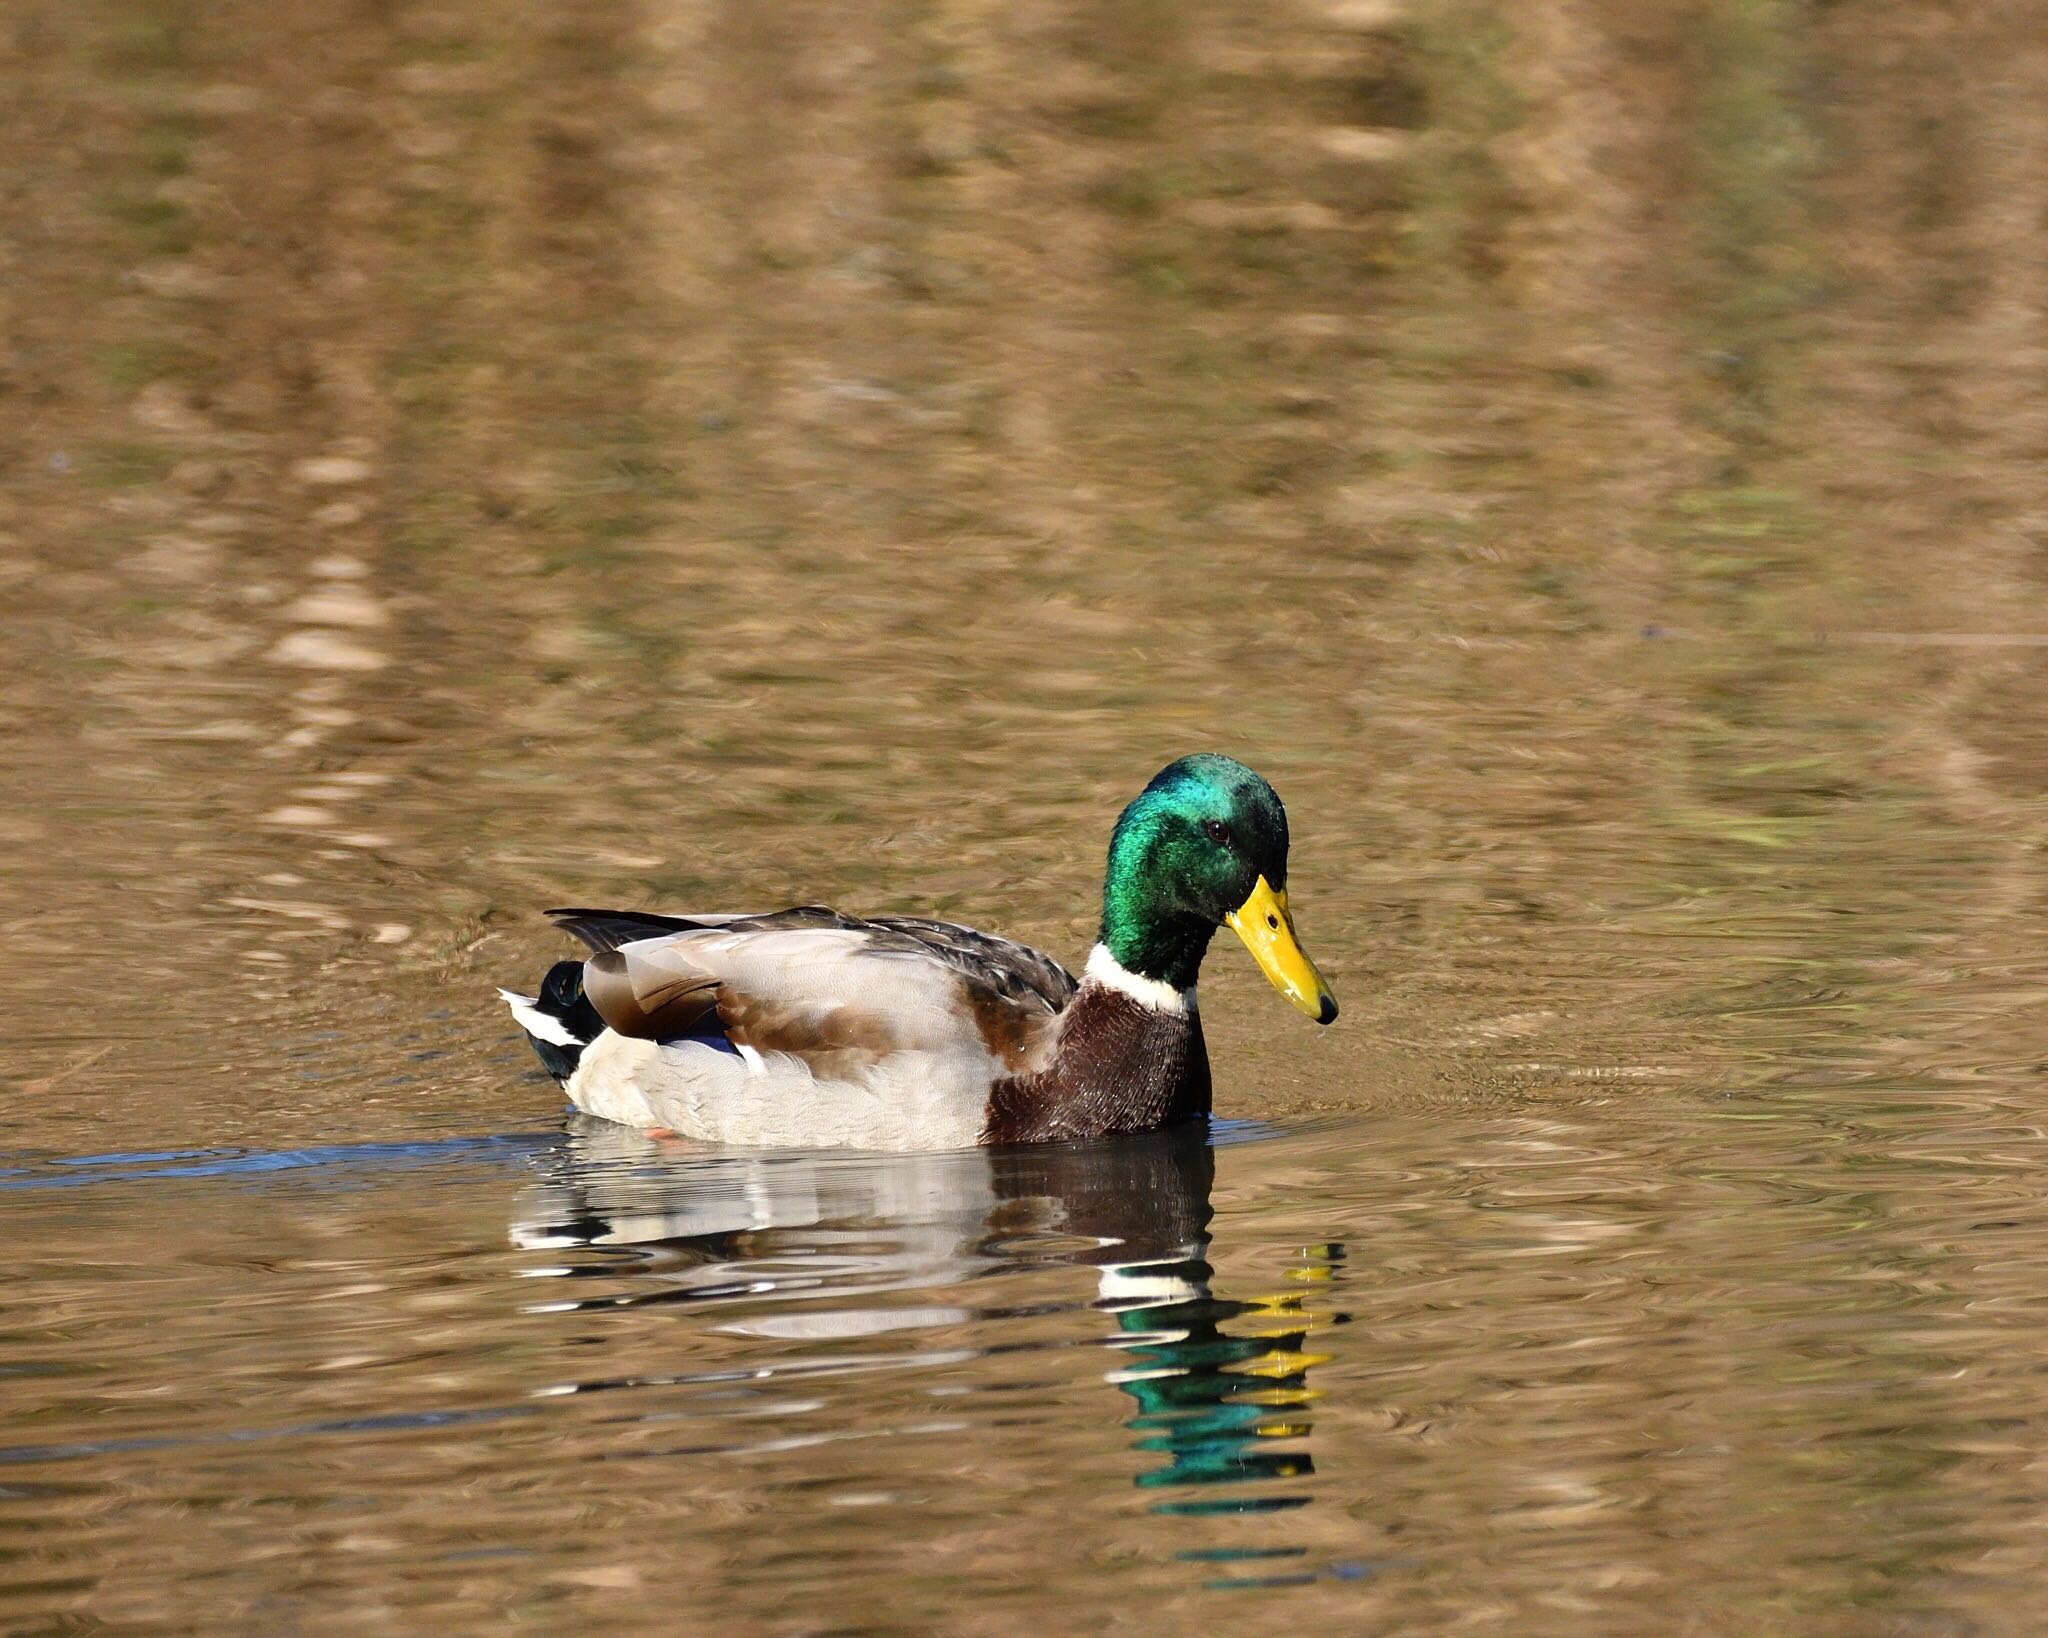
[550,906,1076,1012]
[581,947,722,1040]
[547,905,1076,1075]
[863,916,1078,1013]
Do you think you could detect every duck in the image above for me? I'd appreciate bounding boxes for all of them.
[499,753,1337,1150]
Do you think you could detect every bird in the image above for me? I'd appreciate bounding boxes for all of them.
[499,753,1337,1150]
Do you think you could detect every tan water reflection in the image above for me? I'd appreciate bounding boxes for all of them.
[8,0,2048,1626]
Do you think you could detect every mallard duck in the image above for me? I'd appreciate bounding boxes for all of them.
[500,753,1336,1149]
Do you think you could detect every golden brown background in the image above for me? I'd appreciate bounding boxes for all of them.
[6,1,2048,1629]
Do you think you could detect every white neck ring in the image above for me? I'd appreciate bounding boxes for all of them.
[1083,944,1193,1016]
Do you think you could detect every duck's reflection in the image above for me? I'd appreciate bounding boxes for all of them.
[510,1119,1344,1533]
[1105,1239,1342,1511]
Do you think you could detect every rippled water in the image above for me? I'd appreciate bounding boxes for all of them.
[10,0,2048,1628]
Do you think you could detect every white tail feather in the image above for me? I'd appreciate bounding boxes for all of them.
[498,987,584,1048]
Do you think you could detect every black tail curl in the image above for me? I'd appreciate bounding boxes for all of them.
[522,959,606,1084]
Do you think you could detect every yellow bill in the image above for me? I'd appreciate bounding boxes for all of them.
[1224,876,1338,1025]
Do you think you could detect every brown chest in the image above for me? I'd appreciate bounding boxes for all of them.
[980,988,1210,1145]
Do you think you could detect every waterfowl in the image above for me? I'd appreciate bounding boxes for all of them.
[500,753,1337,1150]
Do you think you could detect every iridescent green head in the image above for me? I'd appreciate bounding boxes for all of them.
[1098,754,1337,1022]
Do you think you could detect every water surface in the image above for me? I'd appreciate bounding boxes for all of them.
[8,0,2048,1628]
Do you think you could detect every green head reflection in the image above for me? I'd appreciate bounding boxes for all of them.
[1097,1241,1346,1513]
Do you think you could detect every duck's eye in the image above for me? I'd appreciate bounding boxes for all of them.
[1202,819,1231,846]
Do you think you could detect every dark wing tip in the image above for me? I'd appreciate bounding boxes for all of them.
[546,906,703,953]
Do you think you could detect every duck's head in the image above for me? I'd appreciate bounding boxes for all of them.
[1098,754,1337,1023]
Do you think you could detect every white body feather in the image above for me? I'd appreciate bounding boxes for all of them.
[561,1031,997,1151]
